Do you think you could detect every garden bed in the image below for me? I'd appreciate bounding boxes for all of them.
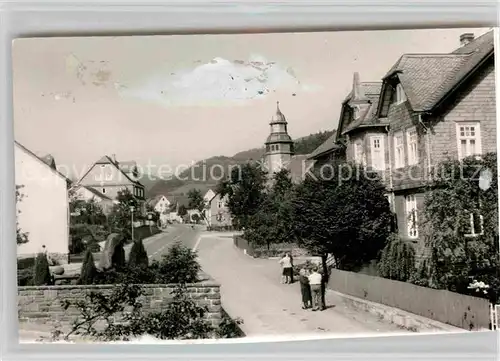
[251,243,310,258]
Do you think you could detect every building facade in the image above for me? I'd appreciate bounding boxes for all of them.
[77,155,146,212]
[204,190,233,228]
[310,31,496,257]
[15,141,70,262]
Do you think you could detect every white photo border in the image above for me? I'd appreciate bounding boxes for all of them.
[1,1,499,360]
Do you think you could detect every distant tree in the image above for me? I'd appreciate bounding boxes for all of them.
[16,185,29,245]
[128,240,149,269]
[216,162,267,230]
[187,189,208,224]
[177,204,188,217]
[32,252,52,286]
[293,130,335,155]
[108,188,139,240]
[291,163,392,272]
[79,249,98,285]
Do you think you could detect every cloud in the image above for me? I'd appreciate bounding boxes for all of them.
[120,55,319,106]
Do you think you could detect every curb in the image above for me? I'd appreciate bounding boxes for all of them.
[329,289,465,333]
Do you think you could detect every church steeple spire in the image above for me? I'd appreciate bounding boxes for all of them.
[264,101,294,176]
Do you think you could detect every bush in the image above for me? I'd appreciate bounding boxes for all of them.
[17,257,36,270]
[18,268,33,286]
[32,252,53,286]
[128,240,149,269]
[55,283,215,341]
[216,309,245,338]
[79,249,97,285]
[150,242,200,284]
[378,234,416,282]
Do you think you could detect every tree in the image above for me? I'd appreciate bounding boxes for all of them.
[79,249,98,285]
[16,185,29,245]
[108,188,139,240]
[245,169,295,249]
[187,189,208,225]
[177,204,188,217]
[216,162,267,230]
[378,234,416,282]
[32,252,52,286]
[420,153,499,301]
[291,163,392,272]
[128,239,149,269]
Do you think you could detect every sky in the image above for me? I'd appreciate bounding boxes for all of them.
[13,27,492,179]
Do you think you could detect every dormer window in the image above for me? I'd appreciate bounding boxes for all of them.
[395,83,407,104]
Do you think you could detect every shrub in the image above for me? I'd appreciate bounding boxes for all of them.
[378,234,416,282]
[18,268,33,286]
[111,241,126,270]
[128,240,149,269]
[150,242,200,284]
[32,252,53,286]
[55,283,215,341]
[79,249,97,285]
[17,257,36,270]
[216,310,245,338]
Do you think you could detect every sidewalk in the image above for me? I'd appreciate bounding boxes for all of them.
[195,234,403,336]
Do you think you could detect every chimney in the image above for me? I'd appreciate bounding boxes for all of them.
[460,33,474,46]
[111,154,117,163]
[352,72,365,101]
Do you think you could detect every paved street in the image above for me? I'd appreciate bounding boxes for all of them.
[195,233,403,336]
[134,224,201,261]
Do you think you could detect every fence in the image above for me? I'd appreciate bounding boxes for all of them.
[491,304,499,330]
[328,268,491,330]
[233,235,255,257]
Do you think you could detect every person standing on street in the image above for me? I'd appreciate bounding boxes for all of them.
[279,253,293,284]
[299,268,312,309]
[308,267,323,311]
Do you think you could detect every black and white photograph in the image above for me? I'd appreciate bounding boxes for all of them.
[13,27,499,343]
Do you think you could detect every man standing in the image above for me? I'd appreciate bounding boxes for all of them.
[308,268,323,311]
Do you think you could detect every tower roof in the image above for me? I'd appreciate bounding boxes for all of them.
[270,101,287,124]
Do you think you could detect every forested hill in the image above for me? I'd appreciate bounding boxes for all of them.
[146,130,335,197]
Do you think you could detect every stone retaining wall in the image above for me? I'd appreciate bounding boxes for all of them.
[18,282,222,333]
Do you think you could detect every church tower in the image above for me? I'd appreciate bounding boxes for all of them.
[264,101,294,177]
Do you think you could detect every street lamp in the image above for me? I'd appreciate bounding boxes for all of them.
[130,205,135,241]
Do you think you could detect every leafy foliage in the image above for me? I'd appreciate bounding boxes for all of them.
[378,234,416,282]
[108,189,140,240]
[177,204,188,217]
[216,162,267,230]
[187,188,208,223]
[150,242,200,284]
[419,153,499,301]
[79,249,98,285]
[291,164,392,271]
[32,252,53,286]
[244,169,295,248]
[128,240,149,269]
[16,185,29,245]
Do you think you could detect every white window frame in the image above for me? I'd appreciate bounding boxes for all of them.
[464,211,484,238]
[395,83,407,104]
[456,122,482,160]
[406,127,419,166]
[393,131,405,169]
[370,136,385,170]
[405,194,418,239]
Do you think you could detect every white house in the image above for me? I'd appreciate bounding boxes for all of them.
[147,195,171,226]
[70,184,115,215]
[15,141,70,262]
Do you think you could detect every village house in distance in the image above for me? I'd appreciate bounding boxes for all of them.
[309,31,496,259]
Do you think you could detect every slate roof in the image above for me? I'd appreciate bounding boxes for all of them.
[146,194,165,208]
[307,132,339,160]
[342,82,385,134]
[381,30,494,113]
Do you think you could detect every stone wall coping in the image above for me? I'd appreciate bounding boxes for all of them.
[18,281,220,291]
